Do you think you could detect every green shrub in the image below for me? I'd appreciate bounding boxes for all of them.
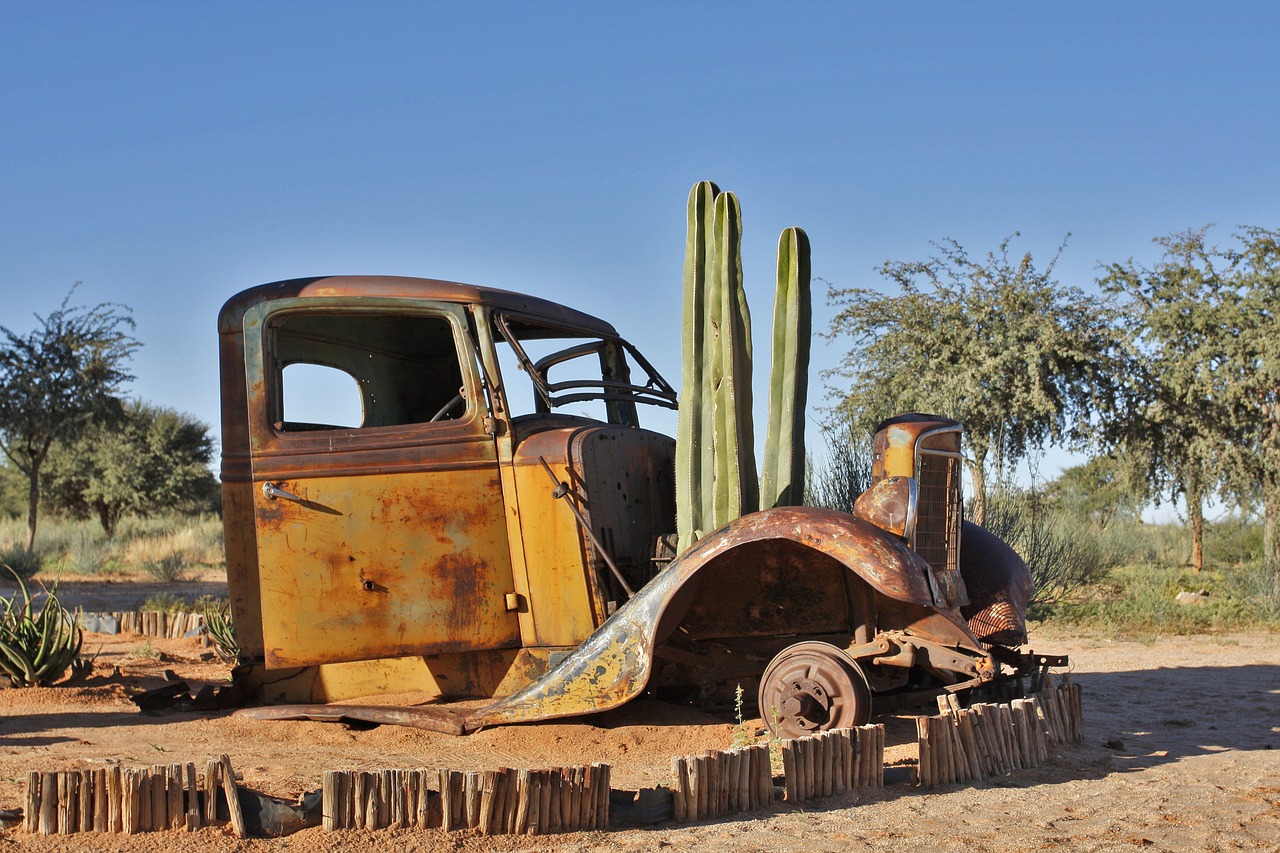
[0,541,45,580]
[981,485,1116,615]
[804,424,873,513]
[140,591,189,613]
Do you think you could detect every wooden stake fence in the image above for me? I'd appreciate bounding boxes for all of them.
[96,610,207,639]
[22,755,243,836]
[779,723,884,804]
[917,681,1083,788]
[321,763,609,835]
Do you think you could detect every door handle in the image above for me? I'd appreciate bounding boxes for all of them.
[262,482,304,503]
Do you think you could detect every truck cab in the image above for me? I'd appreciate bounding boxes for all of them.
[221,276,1036,736]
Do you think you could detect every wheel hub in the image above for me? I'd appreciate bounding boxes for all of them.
[758,641,873,740]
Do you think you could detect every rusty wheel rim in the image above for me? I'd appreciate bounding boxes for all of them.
[758,641,872,739]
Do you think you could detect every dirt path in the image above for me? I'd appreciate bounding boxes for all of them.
[0,603,1276,851]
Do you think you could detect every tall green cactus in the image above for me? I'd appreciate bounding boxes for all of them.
[760,227,811,509]
[708,190,758,528]
[676,181,718,552]
[675,182,811,551]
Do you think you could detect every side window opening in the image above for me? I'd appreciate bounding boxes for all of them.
[272,312,469,432]
[282,363,363,429]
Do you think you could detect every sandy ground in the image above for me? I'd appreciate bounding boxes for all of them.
[1,578,1277,851]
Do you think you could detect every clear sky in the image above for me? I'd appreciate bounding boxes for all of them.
[2,2,1277,478]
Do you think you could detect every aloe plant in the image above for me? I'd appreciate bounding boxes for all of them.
[760,227,811,509]
[0,570,84,687]
[202,599,240,663]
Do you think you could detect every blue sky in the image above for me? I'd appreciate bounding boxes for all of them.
[2,2,1277,482]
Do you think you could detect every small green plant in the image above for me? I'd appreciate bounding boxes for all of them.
[730,684,753,749]
[129,640,160,661]
[0,569,84,686]
[202,599,239,663]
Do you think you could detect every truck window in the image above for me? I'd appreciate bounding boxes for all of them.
[271,312,468,432]
[493,313,677,427]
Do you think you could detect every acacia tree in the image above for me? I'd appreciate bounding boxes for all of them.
[825,234,1121,524]
[1098,228,1229,569]
[43,401,219,537]
[1222,227,1280,593]
[0,291,138,551]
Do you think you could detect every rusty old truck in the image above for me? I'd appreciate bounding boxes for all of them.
[219,276,1044,737]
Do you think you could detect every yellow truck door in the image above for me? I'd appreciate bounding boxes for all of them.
[240,299,520,668]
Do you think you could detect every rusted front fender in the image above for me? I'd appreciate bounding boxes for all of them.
[463,506,937,730]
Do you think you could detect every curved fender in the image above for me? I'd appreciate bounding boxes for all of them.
[464,505,935,730]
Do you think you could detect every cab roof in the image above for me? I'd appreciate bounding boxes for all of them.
[218,276,620,337]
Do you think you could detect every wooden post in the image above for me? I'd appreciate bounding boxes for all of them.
[593,763,609,830]
[322,771,338,832]
[780,740,797,803]
[122,769,141,834]
[933,717,952,785]
[584,764,599,830]
[351,770,367,831]
[76,768,94,833]
[539,769,553,834]
[92,767,108,833]
[218,755,247,838]
[442,770,460,832]
[137,769,153,832]
[164,764,181,830]
[668,757,685,822]
[185,762,201,830]
[956,713,983,780]
[547,768,562,834]
[915,716,931,787]
[477,769,498,835]
[416,769,431,829]
[362,771,379,831]
[761,742,776,806]
[23,772,40,834]
[463,771,480,829]
[513,768,531,834]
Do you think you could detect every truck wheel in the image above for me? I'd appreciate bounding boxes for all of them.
[758,641,872,739]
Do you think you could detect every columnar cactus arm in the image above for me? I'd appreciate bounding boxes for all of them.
[676,181,719,552]
[709,191,758,527]
[761,227,812,509]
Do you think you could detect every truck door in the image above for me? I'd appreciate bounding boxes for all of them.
[241,300,519,668]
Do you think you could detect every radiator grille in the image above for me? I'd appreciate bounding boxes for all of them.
[914,451,961,573]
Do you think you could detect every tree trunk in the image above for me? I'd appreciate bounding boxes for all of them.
[967,459,986,527]
[24,466,40,553]
[1264,480,1280,599]
[1186,479,1205,571]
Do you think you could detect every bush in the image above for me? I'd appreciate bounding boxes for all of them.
[805,424,873,513]
[140,591,190,613]
[0,541,45,580]
[981,485,1117,616]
